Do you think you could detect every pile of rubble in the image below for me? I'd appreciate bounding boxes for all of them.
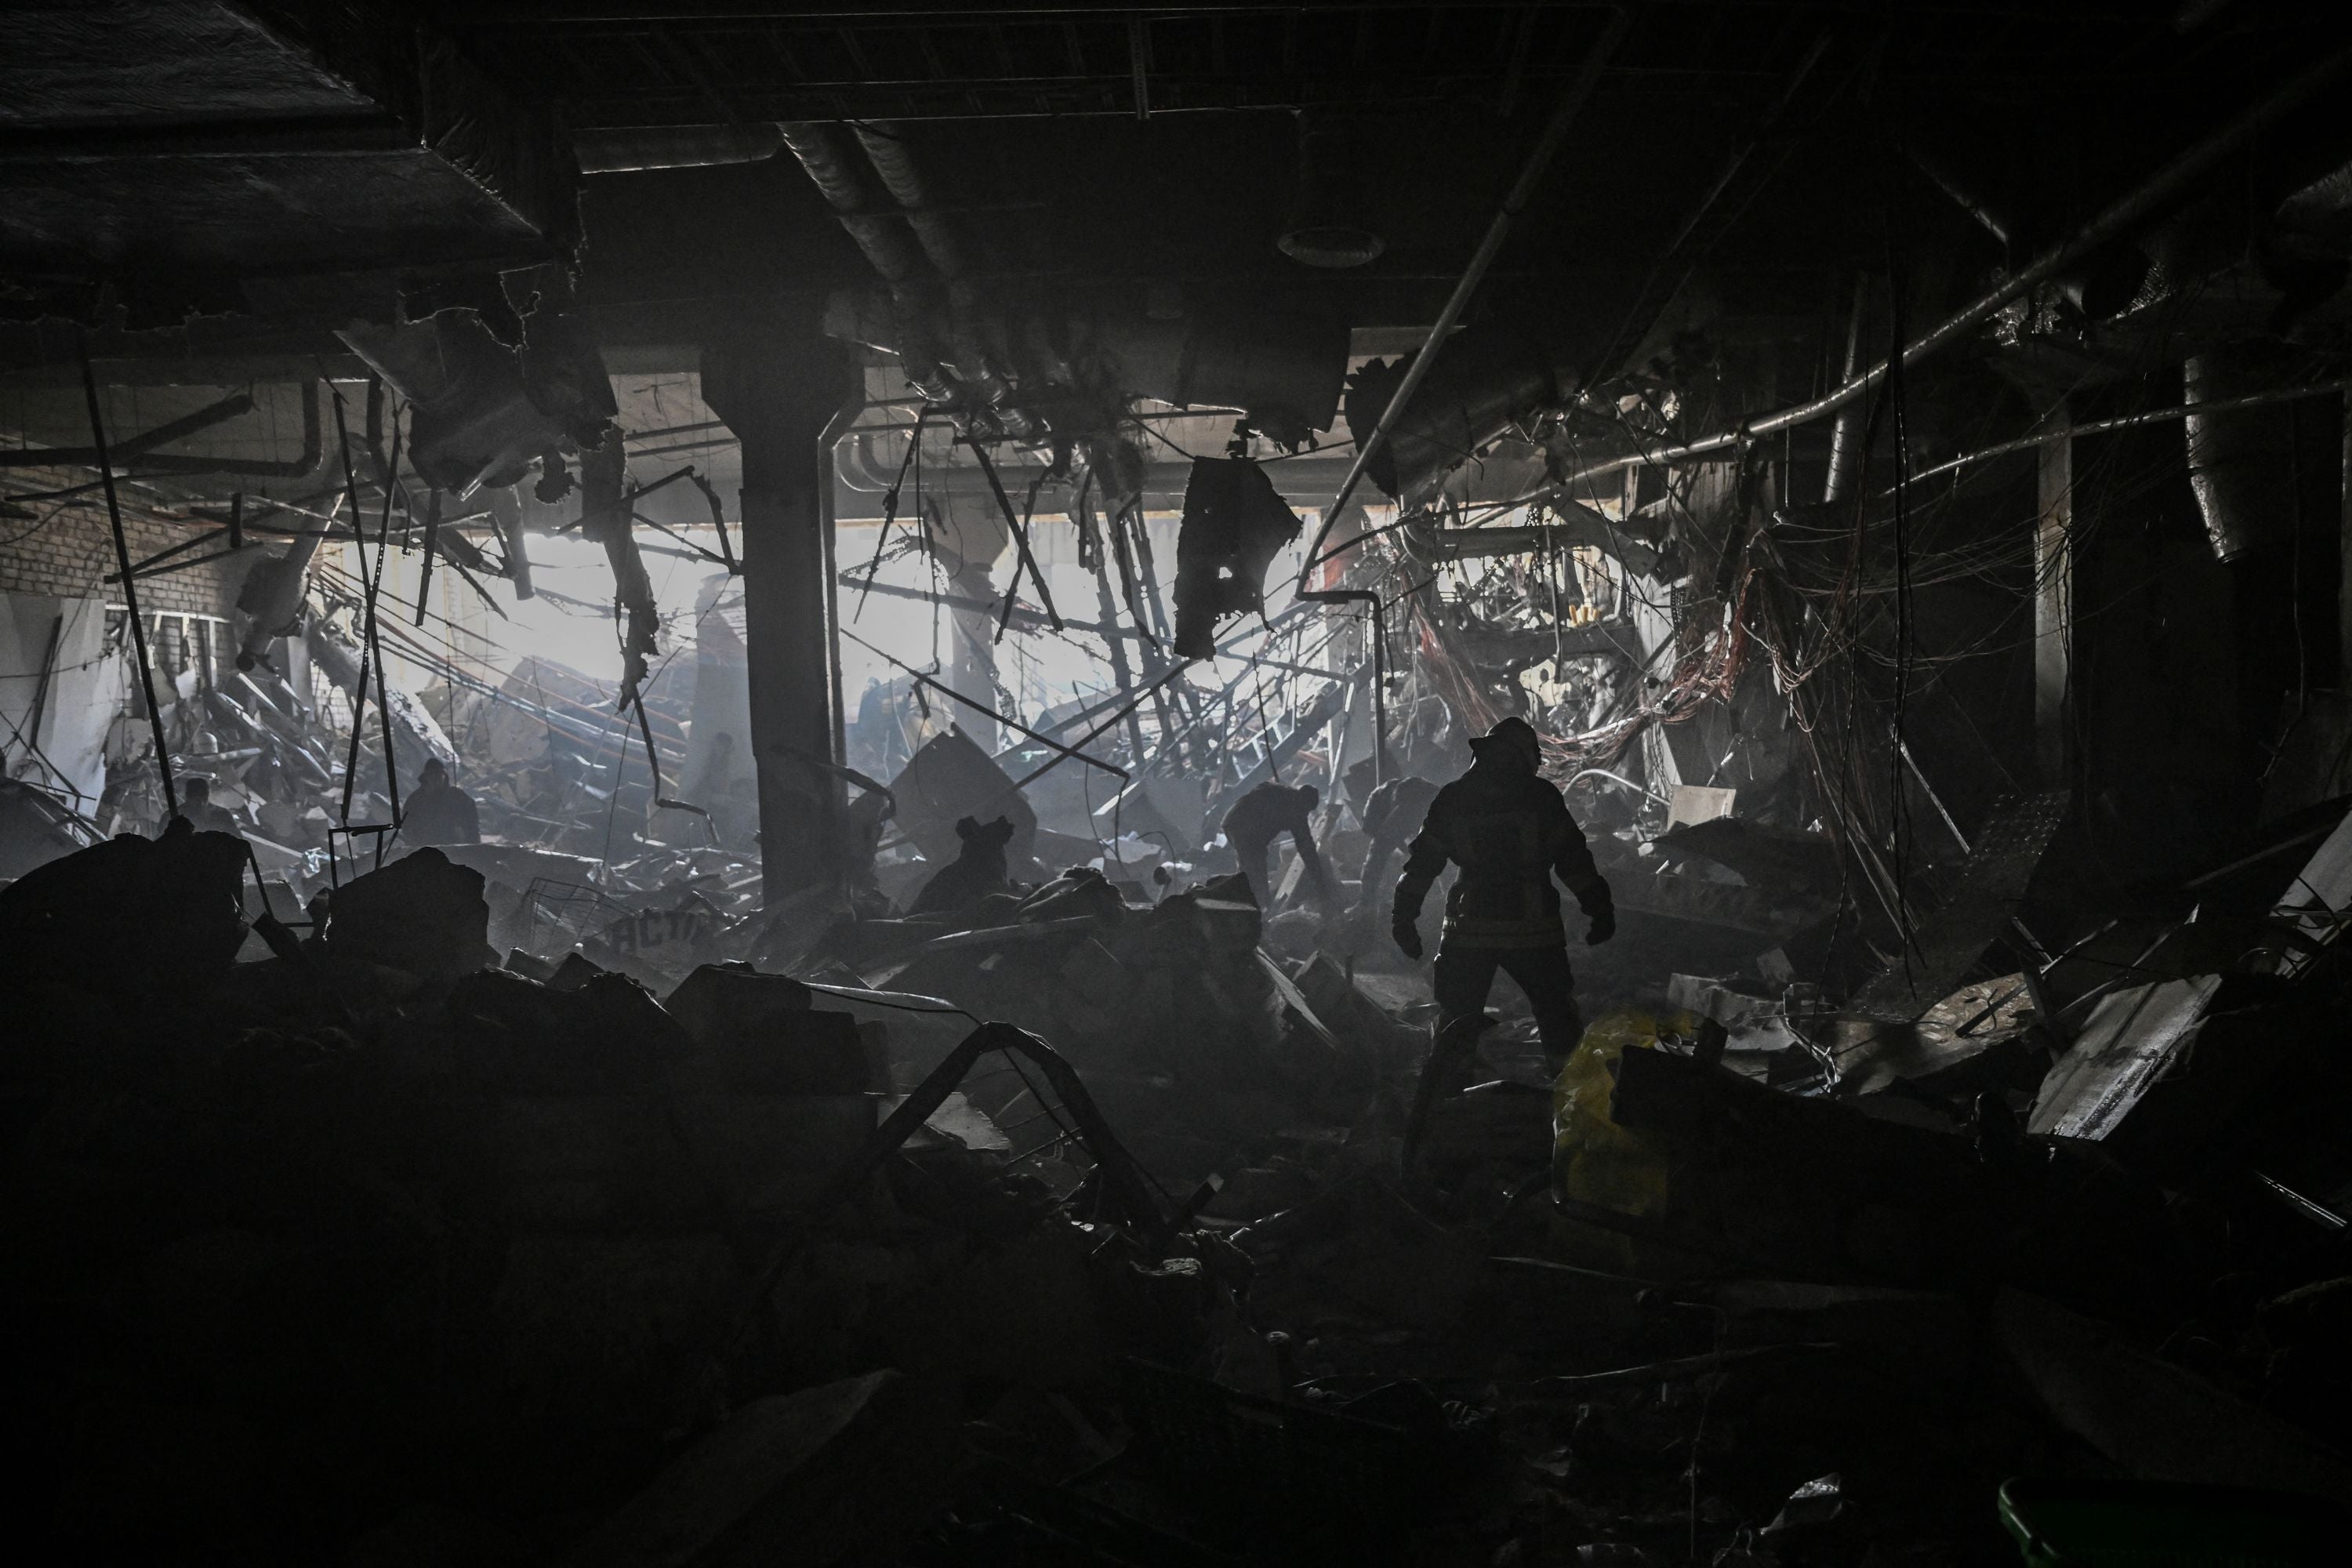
[7,757,2352,1563]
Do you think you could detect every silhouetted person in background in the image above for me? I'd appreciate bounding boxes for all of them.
[174,776,241,837]
[1222,780,1335,912]
[1356,771,1443,915]
[403,757,481,846]
[1392,716,1613,1069]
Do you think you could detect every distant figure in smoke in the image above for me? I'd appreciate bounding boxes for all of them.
[849,679,912,779]
[403,757,481,846]
[1392,716,1613,1069]
[687,730,739,798]
[173,775,241,837]
[1221,780,1335,912]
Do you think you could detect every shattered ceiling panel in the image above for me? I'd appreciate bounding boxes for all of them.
[0,1,575,326]
[0,1,377,129]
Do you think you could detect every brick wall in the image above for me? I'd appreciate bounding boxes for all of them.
[1,466,245,618]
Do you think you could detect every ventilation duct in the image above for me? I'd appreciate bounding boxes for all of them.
[1279,113,1385,269]
[780,122,927,289]
[848,122,1029,434]
[851,122,974,280]
[2184,345,2299,561]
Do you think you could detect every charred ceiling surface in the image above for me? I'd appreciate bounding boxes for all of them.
[14,4,2352,1564]
[0,0,576,328]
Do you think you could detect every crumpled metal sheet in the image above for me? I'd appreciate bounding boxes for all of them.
[1851,790,2069,1021]
[2027,975,2221,1140]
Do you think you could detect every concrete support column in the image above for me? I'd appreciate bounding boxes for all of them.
[931,503,1010,753]
[2034,402,2074,786]
[700,321,860,899]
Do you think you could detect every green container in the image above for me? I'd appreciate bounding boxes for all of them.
[1998,1478,2347,1568]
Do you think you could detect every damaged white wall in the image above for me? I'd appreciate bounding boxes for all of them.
[0,590,123,809]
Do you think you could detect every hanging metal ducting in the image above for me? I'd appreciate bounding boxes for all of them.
[780,122,926,286]
[1341,320,1580,506]
[780,121,953,401]
[1821,274,1876,505]
[848,122,1030,434]
[1278,111,1385,270]
[2184,344,2300,561]
[233,523,329,671]
[304,620,457,772]
[851,122,974,280]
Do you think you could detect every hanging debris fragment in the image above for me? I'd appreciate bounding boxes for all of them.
[1171,456,1302,658]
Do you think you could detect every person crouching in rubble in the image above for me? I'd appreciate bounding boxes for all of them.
[1221,779,1338,913]
[1392,716,1613,1071]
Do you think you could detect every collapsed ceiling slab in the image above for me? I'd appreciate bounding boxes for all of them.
[0,0,577,327]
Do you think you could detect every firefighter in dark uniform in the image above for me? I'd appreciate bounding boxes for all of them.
[1392,716,1614,1069]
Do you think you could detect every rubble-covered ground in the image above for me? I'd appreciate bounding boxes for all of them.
[8,778,2352,1567]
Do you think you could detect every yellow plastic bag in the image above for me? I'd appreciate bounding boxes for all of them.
[1548,1008,1697,1269]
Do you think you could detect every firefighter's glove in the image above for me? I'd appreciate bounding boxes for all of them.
[1586,908,1617,946]
[1392,917,1425,960]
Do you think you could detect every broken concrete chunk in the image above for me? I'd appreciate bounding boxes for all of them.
[550,950,605,992]
[561,1370,963,1568]
[506,946,560,983]
[661,963,875,1093]
[325,847,495,985]
[663,962,814,1044]
[0,826,249,995]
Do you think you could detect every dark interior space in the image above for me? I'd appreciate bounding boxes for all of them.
[8,3,2352,1563]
